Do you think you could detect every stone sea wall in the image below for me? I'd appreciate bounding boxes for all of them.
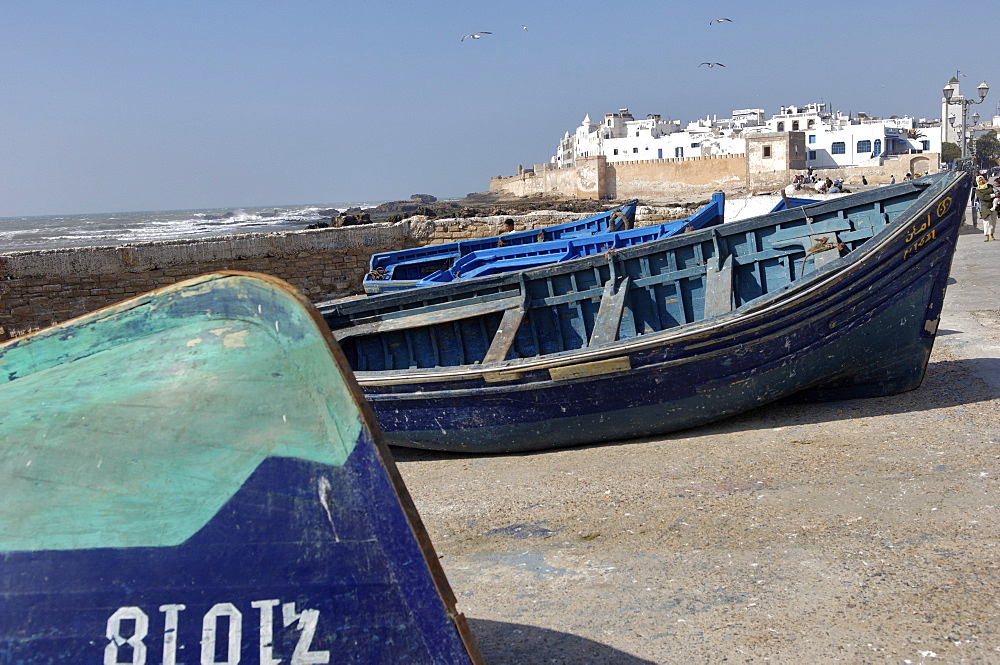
[0,210,597,339]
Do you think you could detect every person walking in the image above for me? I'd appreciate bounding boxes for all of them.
[973,175,997,241]
[970,180,980,229]
[990,178,1000,241]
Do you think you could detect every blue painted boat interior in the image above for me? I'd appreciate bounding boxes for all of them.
[770,196,821,212]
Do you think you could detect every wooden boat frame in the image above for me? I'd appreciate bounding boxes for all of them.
[319,173,970,453]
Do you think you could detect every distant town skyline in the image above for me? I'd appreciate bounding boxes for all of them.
[551,102,940,176]
[2,0,997,217]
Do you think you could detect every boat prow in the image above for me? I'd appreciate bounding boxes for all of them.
[0,272,482,663]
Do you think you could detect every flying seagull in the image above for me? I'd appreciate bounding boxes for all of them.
[699,62,725,68]
[522,25,528,30]
[461,31,492,41]
[709,17,732,24]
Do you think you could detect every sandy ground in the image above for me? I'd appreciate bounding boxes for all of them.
[391,213,1000,664]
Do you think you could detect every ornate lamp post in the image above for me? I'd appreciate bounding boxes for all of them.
[943,79,989,159]
[948,114,960,153]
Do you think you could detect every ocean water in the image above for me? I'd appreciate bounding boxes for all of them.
[0,202,382,253]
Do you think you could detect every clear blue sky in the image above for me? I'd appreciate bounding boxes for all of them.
[2,0,997,217]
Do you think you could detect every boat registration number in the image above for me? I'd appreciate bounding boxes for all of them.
[902,197,951,260]
[104,599,329,665]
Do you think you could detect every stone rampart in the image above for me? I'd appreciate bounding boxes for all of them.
[491,151,943,200]
[0,226,404,339]
[491,154,746,201]
[608,155,746,199]
[489,156,607,198]
[0,211,596,339]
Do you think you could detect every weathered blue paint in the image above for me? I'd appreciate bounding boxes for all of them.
[770,196,820,212]
[0,273,481,663]
[320,173,970,454]
[363,199,639,294]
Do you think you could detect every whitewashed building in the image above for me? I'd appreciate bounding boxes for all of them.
[552,102,941,172]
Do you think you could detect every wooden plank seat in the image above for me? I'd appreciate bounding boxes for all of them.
[703,254,735,317]
[385,252,461,270]
[588,277,632,346]
[458,252,573,278]
[334,292,523,340]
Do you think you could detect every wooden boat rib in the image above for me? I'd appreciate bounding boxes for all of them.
[363,199,638,294]
[318,172,970,453]
[0,272,482,663]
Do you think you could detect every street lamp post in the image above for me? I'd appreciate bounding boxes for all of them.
[948,114,961,158]
[943,79,989,161]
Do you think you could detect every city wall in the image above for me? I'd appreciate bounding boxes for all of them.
[490,155,745,200]
[488,158,609,198]
[490,146,941,200]
[606,155,746,199]
[0,212,590,339]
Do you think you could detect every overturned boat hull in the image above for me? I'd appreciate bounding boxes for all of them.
[0,272,481,663]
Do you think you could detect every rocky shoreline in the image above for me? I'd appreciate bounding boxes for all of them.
[309,191,726,229]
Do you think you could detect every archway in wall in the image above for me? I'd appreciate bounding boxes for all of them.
[909,156,931,176]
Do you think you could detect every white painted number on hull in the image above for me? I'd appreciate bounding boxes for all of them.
[104,600,331,665]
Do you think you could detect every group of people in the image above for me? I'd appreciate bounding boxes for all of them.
[818,177,851,194]
[788,174,852,194]
[973,174,999,241]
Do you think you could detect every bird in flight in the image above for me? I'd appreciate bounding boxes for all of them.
[521,25,528,30]
[709,18,732,24]
[699,62,725,68]
[461,31,492,41]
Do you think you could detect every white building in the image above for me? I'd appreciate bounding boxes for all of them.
[552,102,941,172]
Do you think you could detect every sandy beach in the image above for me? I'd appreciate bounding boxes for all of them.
[392,215,1000,664]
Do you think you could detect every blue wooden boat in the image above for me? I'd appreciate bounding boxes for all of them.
[318,172,971,454]
[772,196,820,212]
[364,199,639,294]
[0,272,482,663]
[412,193,724,286]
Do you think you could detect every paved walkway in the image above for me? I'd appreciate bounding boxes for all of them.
[395,213,1000,664]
